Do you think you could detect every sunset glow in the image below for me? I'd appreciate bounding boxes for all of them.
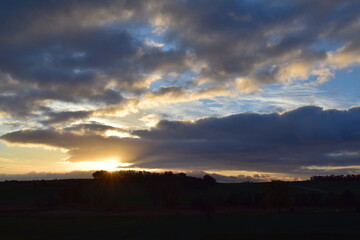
[1,1,360,182]
[64,158,133,172]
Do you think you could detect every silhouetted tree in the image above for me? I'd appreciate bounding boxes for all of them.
[92,170,108,179]
[203,175,217,186]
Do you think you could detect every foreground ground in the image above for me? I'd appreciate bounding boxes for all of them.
[1,177,360,239]
[1,211,360,240]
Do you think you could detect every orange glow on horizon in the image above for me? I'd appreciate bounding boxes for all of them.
[61,158,133,172]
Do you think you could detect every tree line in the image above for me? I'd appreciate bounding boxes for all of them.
[310,174,360,181]
[92,170,217,187]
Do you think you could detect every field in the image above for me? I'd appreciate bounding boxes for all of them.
[1,212,360,239]
[1,177,360,239]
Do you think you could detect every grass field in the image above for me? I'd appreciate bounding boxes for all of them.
[1,211,360,240]
[1,180,356,207]
[1,179,360,239]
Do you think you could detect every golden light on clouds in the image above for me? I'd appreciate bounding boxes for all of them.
[61,158,132,172]
[105,130,135,138]
[2,0,360,180]
[304,165,360,171]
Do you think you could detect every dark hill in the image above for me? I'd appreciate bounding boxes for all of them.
[1,171,360,214]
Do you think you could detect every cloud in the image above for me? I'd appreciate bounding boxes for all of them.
[157,0,360,85]
[0,128,145,162]
[1,0,360,122]
[64,122,126,135]
[2,106,360,176]
[0,2,189,119]
[41,111,94,125]
[0,0,136,45]
[2,1,360,178]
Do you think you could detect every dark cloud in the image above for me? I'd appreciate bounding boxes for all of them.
[159,0,360,83]
[41,111,94,125]
[1,0,360,121]
[0,0,188,118]
[0,0,134,45]
[134,106,360,143]
[130,106,360,173]
[0,128,145,163]
[2,106,360,176]
[90,90,124,105]
[64,122,126,135]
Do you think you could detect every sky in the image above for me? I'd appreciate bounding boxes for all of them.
[1,0,360,182]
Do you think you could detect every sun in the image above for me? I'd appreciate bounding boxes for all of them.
[67,158,132,172]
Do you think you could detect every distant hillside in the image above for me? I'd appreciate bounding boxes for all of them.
[1,171,360,214]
